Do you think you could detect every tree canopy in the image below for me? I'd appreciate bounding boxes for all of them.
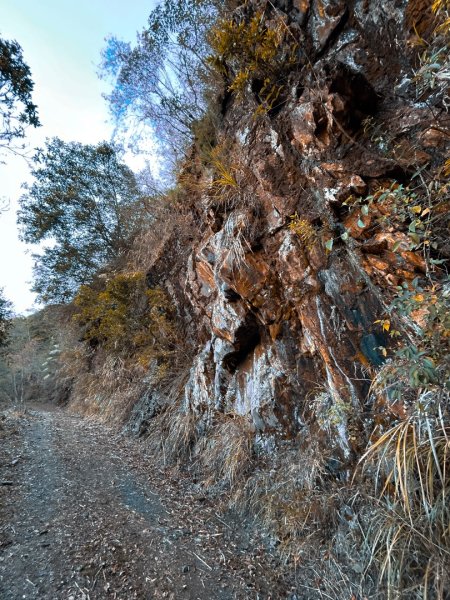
[0,37,40,153]
[17,138,143,303]
[99,0,220,159]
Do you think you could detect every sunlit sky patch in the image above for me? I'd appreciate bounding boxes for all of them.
[0,0,156,313]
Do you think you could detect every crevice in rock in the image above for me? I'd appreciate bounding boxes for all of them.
[327,62,379,128]
[223,287,241,302]
[316,6,350,59]
[222,313,261,373]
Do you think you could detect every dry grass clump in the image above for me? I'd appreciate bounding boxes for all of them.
[230,440,342,560]
[178,139,257,214]
[145,400,200,466]
[64,350,147,424]
[197,413,254,487]
[222,209,255,271]
[358,398,450,599]
[289,213,318,251]
[145,403,255,487]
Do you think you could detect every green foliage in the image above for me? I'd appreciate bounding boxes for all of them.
[366,183,436,251]
[0,288,13,350]
[375,277,450,402]
[0,37,40,152]
[414,0,450,107]
[208,9,298,112]
[74,272,177,371]
[17,138,143,303]
[344,178,450,257]
[364,176,449,399]
[392,282,449,364]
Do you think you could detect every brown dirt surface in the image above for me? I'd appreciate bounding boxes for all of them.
[0,407,298,599]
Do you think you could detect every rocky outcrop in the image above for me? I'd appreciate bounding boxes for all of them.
[173,0,449,468]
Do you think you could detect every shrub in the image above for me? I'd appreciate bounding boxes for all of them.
[343,176,450,261]
[357,276,450,597]
[73,272,177,371]
[208,8,298,113]
[414,0,450,107]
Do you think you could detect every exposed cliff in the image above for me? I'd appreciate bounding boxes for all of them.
[120,2,447,452]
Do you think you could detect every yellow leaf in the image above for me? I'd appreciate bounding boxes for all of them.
[383,320,390,332]
[411,205,422,214]
[414,294,424,302]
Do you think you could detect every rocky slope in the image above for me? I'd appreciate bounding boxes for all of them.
[137,0,448,465]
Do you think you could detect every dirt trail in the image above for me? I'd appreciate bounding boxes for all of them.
[0,408,296,600]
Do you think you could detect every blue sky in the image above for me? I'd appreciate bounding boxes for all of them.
[0,0,156,313]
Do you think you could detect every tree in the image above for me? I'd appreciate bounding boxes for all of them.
[0,306,73,405]
[0,288,13,349]
[17,138,143,303]
[99,0,220,159]
[0,37,40,154]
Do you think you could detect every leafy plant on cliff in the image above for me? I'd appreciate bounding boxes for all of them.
[208,8,298,114]
[342,175,450,264]
[414,0,450,107]
[73,272,177,372]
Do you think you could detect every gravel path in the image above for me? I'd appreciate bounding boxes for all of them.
[0,408,295,600]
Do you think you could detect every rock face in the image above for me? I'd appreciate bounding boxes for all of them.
[173,0,449,467]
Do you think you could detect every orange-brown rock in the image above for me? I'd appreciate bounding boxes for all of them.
[175,0,449,474]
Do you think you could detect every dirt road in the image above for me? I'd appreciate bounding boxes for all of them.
[0,408,296,599]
